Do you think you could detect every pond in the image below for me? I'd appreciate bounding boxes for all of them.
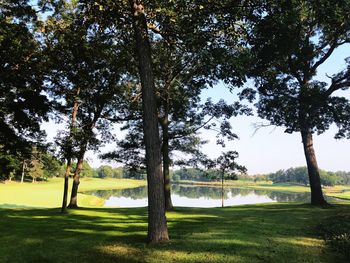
[85,184,311,208]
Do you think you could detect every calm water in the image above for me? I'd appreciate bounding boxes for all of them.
[85,185,310,208]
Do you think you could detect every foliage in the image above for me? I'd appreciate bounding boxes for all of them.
[96,165,114,179]
[0,151,21,180]
[44,0,131,164]
[71,161,95,178]
[0,0,50,156]
[258,167,346,186]
[173,166,241,182]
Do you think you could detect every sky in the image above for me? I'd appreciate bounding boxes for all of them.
[42,44,350,175]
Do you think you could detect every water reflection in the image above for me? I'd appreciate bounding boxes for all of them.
[85,185,310,208]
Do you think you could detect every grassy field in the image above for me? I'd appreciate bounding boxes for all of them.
[0,178,146,208]
[1,203,349,263]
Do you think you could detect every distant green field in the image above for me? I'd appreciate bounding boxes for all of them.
[0,178,146,208]
[0,203,349,262]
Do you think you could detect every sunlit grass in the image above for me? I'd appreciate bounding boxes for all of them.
[0,178,146,208]
[0,203,349,262]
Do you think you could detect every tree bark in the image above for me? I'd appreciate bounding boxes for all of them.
[129,0,169,243]
[300,130,328,206]
[68,142,87,209]
[61,87,80,213]
[161,116,174,211]
[61,160,71,213]
[67,156,83,209]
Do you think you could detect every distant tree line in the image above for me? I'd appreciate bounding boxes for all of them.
[171,168,239,182]
[0,148,146,182]
[253,167,350,186]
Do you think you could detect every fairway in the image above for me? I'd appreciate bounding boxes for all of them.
[0,178,146,208]
[1,203,349,263]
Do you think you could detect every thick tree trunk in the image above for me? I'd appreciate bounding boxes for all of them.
[161,116,174,211]
[68,143,87,209]
[300,130,328,206]
[61,87,80,213]
[129,0,169,243]
[67,158,83,209]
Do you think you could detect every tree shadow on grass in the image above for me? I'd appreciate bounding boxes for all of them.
[0,203,349,262]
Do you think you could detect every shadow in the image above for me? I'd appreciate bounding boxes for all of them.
[0,203,349,262]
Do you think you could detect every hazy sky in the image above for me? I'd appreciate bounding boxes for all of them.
[43,44,350,174]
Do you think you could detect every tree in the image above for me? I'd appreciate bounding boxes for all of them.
[128,0,169,242]
[0,150,20,181]
[246,0,350,205]
[97,165,114,178]
[207,151,246,207]
[42,152,64,178]
[0,0,50,158]
[44,0,130,210]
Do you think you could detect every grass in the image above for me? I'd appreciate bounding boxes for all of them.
[1,203,349,262]
[0,178,146,208]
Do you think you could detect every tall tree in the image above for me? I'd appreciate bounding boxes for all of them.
[246,0,350,205]
[128,0,169,243]
[104,0,250,211]
[44,0,130,210]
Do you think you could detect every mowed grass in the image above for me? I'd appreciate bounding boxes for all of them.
[0,178,146,208]
[1,203,349,263]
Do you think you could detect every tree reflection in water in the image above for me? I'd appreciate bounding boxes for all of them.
[84,185,311,207]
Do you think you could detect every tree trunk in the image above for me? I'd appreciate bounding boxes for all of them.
[300,130,328,206]
[129,0,169,243]
[61,87,80,214]
[61,160,71,213]
[32,176,35,183]
[161,116,174,211]
[68,143,87,209]
[67,158,82,209]
[21,161,25,183]
[221,171,224,208]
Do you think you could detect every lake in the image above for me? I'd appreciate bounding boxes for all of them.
[85,184,311,208]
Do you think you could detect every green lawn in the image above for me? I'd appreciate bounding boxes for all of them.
[1,203,349,262]
[0,178,146,208]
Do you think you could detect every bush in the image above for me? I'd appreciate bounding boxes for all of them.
[318,213,350,259]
